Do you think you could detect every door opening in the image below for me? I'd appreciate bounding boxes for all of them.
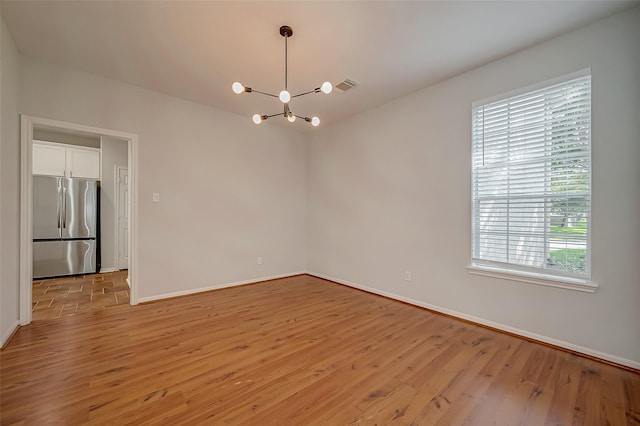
[20,115,138,325]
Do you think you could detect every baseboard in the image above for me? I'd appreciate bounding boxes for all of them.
[1,321,21,349]
[306,271,640,371]
[99,267,117,273]
[137,271,307,304]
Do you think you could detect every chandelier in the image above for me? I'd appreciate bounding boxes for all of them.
[232,25,332,127]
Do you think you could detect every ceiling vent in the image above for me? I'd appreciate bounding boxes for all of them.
[335,79,358,93]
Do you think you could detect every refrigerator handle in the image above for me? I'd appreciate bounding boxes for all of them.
[62,186,67,229]
[57,179,62,229]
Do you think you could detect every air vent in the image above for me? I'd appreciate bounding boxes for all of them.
[335,78,358,92]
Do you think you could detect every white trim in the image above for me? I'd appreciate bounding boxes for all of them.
[129,133,139,305]
[99,267,117,274]
[137,272,306,304]
[19,117,33,325]
[113,165,119,271]
[20,115,139,326]
[0,321,21,348]
[114,164,120,271]
[467,264,598,293]
[306,271,639,370]
[114,165,128,272]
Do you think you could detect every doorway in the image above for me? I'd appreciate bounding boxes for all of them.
[20,115,138,325]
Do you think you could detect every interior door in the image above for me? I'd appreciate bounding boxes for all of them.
[117,168,129,270]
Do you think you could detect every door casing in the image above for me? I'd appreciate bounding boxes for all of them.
[115,166,129,271]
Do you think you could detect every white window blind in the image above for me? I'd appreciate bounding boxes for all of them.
[472,72,591,279]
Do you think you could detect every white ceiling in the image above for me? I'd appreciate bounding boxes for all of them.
[2,0,637,129]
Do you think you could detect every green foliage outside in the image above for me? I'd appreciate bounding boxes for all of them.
[549,248,586,272]
[549,219,587,271]
[550,218,587,235]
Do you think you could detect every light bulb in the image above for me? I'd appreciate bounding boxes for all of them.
[279,90,291,103]
[287,114,296,123]
[252,114,263,124]
[232,82,244,94]
[321,82,332,94]
[311,117,320,127]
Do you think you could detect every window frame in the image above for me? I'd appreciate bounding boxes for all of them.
[468,69,596,292]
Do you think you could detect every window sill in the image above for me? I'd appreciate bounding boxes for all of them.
[467,264,598,293]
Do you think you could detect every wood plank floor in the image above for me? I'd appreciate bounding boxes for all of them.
[1,275,638,425]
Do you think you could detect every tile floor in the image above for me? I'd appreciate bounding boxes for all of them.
[32,270,130,321]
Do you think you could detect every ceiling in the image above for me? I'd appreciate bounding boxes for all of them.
[2,0,637,129]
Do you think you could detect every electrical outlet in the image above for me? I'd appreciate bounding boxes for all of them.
[152,192,160,203]
[405,271,411,281]
[257,256,262,265]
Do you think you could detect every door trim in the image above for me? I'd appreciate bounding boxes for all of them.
[20,115,139,325]
[114,165,128,271]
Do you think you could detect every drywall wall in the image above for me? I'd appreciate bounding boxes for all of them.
[100,136,128,272]
[18,55,307,301]
[307,8,640,366]
[0,17,20,346]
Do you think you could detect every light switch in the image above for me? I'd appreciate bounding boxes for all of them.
[152,192,160,203]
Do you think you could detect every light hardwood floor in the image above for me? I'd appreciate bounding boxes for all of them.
[1,275,638,425]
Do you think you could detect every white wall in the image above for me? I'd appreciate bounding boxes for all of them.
[0,17,21,346]
[100,136,128,272]
[18,56,307,300]
[307,8,640,367]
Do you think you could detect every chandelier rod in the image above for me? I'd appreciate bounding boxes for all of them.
[284,29,288,91]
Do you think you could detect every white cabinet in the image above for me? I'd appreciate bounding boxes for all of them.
[66,148,101,179]
[33,141,100,179]
[32,143,67,177]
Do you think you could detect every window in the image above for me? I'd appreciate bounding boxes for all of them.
[471,71,591,283]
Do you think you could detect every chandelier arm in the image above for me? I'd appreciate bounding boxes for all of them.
[295,114,316,123]
[251,89,279,98]
[291,89,319,98]
[265,112,285,119]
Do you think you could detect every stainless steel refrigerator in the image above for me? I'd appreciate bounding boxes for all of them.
[33,176,99,279]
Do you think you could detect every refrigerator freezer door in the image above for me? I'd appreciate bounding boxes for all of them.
[63,178,97,239]
[33,176,63,240]
[33,240,96,279]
